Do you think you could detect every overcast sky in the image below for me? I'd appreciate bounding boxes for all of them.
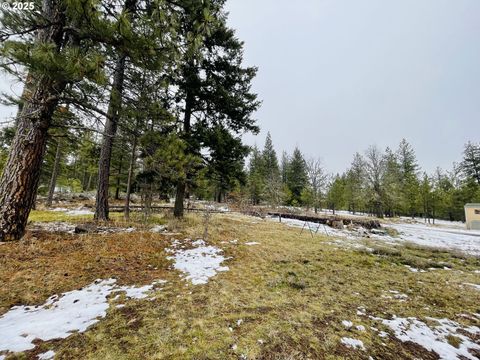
[225,0,480,174]
[0,1,479,174]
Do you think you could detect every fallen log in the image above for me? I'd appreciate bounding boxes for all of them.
[268,212,381,229]
[108,205,227,214]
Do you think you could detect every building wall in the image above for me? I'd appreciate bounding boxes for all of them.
[465,205,480,230]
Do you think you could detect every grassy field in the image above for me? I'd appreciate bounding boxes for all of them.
[0,211,479,359]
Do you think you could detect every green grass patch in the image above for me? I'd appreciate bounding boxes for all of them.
[2,213,479,359]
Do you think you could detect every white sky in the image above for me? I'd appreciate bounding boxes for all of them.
[1,1,479,174]
[225,0,480,173]
[0,73,20,125]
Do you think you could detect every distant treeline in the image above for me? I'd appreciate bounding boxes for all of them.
[246,134,480,222]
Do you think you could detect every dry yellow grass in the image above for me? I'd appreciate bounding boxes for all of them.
[0,211,479,359]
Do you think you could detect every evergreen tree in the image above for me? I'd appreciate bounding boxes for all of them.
[75,131,100,192]
[262,132,280,179]
[247,145,265,205]
[94,0,154,220]
[452,179,480,221]
[344,152,366,214]
[429,167,446,223]
[280,151,289,184]
[172,3,260,217]
[286,147,308,205]
[261,132,283,205]
[460,141,480,184]
[0,0,108,240]
[397,139,420,217]
[139,127,199,215]
[326,174,346,214]
[204,125,250,202]
[419,173,433,223]
[382,147,401,217]
[121,70,153,218]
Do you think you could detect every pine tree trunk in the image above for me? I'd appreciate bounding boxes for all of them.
[94,0,136,221]
[173,88,193,218]
[0,82,66,240]
[143,183,153,219]
[46,140,62,207]
[115,154,123,200]
[82,169,88,191]
[95,55,127,221]
[87,172,93,191]
[174,180,186,217]
[124,136,137,220]
[0,0,66,241]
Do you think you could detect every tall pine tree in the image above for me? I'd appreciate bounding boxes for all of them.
[286,147,308,205]
[0,0,108,240]
[461,141,480,185]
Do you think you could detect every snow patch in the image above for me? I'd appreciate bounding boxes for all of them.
[271,215,480,256]
[205,204,229,212]
[0,278,165,354]
[245,242,260,246]
[387,223,480,256]
[51,207,93,216]
[463,283,480,291]
[340,337,365,350]
[342,320,353,329]
[356,307,366,316]
[167,239,229,285]
[381,317,480,359]
[404,265,426,273]
[65,208,94,216]
[150,225,166,233]
[38,350,55,359]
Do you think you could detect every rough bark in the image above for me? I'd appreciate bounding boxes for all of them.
[0,0,67,241]
[0,81,65,240]
[173,88,193,218]
[94,55,127,221]
[87,172,93,191]
[115,154,123,200]
[174,179,186,217]
[124,135,137,220]
[94,0,136,221]
[46,139,62,207]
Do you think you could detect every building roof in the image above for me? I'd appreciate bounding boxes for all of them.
[464,203,480,208]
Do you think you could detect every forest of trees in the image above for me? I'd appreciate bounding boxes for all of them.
[246,135,480,223]
[0,0,478,242]
[0,0,259,240]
